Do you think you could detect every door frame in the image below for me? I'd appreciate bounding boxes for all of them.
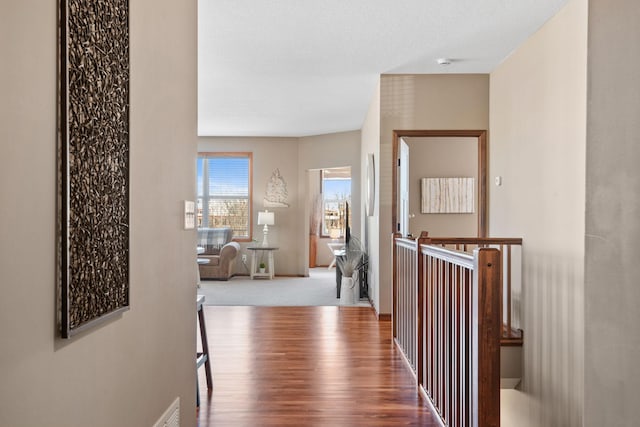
[391,130,488,237]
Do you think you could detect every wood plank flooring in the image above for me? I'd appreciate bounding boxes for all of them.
[197,306,441,426]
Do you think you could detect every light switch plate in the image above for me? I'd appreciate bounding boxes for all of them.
[184,200,195,230]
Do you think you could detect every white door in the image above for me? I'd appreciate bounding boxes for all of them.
[399,138,410,237]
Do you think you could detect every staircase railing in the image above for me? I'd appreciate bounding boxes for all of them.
[426,236,523,345]
[392,231,519,427]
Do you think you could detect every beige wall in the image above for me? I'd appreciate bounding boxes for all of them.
[0,0,197,425]
[198,137,300,275]
[378,74,489,314]
[405,137,478,237]
[490,0,587,425]
[360,80,381,314]
[585,0,640,425]
[198,131,361,277]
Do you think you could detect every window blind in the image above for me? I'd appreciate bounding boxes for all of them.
[197,154,251,238]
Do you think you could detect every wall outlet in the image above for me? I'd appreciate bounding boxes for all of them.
[241,254,247,263]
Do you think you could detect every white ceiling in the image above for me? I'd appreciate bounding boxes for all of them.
[198,0,567,137]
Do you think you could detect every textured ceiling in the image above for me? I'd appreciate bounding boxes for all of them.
[198,0,567,137]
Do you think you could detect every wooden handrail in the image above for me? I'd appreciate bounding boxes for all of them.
[428,237,523,245]
[420,244,474,269]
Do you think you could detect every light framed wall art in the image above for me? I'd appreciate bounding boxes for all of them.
[421,177,475,214]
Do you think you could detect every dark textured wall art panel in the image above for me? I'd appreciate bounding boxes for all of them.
[59,0,130,338]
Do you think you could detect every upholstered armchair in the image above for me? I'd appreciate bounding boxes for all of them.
[197,227,240,280]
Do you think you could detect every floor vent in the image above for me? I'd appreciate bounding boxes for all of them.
[153,397,180,427]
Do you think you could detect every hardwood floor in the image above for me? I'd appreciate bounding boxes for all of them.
[197,306,441,426]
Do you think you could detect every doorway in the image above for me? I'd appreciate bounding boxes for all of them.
[308,166,352,269]
[392,130,487,238]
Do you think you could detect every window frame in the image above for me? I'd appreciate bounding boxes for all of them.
[197,152,253,242]
[320,169,351,238]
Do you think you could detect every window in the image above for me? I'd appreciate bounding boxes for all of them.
[196,153,252,240]
[321,167,351,237]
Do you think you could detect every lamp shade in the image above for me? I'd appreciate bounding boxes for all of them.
[257,211,274,226]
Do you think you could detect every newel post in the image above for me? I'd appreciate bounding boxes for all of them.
[473,248,501,427]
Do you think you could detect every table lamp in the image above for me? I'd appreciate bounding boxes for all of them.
[257,210,275,247]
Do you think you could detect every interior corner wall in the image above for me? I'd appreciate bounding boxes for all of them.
[378,74,489,314]
[360,80,381,315]
[489,0,587,426]
[198,137,300,275]
[0,0,197,426]
[585,0,640,425]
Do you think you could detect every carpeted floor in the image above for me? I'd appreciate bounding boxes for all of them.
[197,268,370,307]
